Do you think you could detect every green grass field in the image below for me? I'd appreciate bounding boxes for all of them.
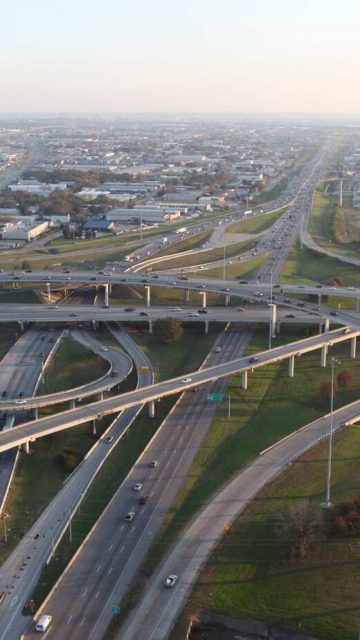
[309,191,360,259]
[205,254,266,280]
[227,208,286,234]
[0,324,21,359]
[183,426,360,640]
[152,230,213,258]
[154,240,256,271]
[0,289,40,304]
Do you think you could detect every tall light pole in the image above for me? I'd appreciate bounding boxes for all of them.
[268,270,274,350]
[222,243,226,281]
[322,357,338,508]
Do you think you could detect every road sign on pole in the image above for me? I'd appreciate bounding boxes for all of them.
[112,606,121,614]
[207,393,224,401]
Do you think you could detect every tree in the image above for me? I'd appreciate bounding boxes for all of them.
[277,500,323,560]
[21,260,31,270]
[320,379,337,401]
[337,369,352,389]
[153,317,183,344]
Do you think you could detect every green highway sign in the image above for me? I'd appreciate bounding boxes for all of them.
[112,606,121,614]
[207,393,224,401]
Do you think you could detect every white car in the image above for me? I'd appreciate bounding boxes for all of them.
[181,377,192,384]
[168,307,182,312]
[165,574,177,588]
[133,483,143,491]
[101,346,108,351]
[15,399,27,405]
[187,312,199,317]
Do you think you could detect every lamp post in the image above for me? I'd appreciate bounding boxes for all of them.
[268,270,273,350]
[322,357,338,508]
[222,244,226,281]
[1,512,9,542]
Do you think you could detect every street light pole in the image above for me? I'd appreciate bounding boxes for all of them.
[223,244,226,281]
[268,270,273,351]
[323,357,338,508]
[228,395,231,418]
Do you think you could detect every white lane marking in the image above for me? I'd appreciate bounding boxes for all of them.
[120,524,125,532]
[82,588,88,598]
[80,617,86,626]
[67,615,73,624]
[108,567,113,575]
[173,450,176,455]
[166,461,170,467]
[10,595,17,607]
[95,590,100,599]
[149,475,153,481]
[96,565,102,574]
[120,545,124,553]
[179,437,183,444]
[130,526,135,533]
[108,543,113,552]
[150,491,154,497]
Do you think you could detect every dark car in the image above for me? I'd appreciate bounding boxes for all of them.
[249,356,259,363]
[330,311,339,316]
[140,311,148,316]
[198,309,208,314]
[139,495,149,505]
[2,391,6,398]
[124,307,135,312]
[285,314,296,318]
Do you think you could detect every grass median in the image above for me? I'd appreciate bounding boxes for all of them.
[227,207,287,234]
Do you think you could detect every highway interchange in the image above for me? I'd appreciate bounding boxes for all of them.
[0,143,359,639]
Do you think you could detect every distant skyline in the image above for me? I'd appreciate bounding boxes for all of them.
[1,0,360,114]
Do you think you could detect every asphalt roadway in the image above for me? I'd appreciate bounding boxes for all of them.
[0,326,356,452]
[0,325,153,640]
[119,396,360,640]
[25,326,252,640]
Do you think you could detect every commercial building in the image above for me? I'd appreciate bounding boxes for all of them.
[106,207,180,224]
[1,220,49,242]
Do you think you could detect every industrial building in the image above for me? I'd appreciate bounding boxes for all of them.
[106,207,180,224]
[1,220,49,242]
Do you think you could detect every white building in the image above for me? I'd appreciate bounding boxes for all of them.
[1,220,49,242]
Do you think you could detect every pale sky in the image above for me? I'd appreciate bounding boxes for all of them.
[1,0,360,114]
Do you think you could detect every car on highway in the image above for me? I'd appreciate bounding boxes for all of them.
[125,511,135,522]
[105,436,113,443]
[140,311,148,316]
[124,307,136,312]
[330,311,338,316]
[168,307,182,312]
[101,346,108,351]
[48,305,58,309]
[70,313,78,317]
[165,574,177,588]
[214,347,222,353]
[133,482,143,492]
[15,399,27,405]
[181,377,192,384]
[139,495,149,505]
[198,308,208,314]
[249,356,259,363]
[285,314,296,318]
[35,614,52,632]
[187,312,200,317]
[149,460,159,468]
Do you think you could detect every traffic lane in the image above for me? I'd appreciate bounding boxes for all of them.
[0,325,356,451]
[42,330,251,640]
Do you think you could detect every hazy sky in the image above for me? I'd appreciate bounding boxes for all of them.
[1,0,360,113]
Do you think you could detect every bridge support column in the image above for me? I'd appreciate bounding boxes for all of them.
[33,407,38,420]
[318,293,322,307]
[98,391,104,402]
[269,304,277,338]
[276,320,281,335]
[200,291,207,308]
[204,320,209,334]
[23,441,30,454]
[92,419,97,436]
[18,321,24,332]
[109,283,112,295]
[351,336,357,359]
[92,319,98,330]
[318,321,323,334]
[225,294,230,306]
[288,355,295,378]
[144,285,151,307]
[70,398,76,409]
[241,370,248,390]
[46,282,51,301]
[185,289,190,303]
[321,345,327,368]
[148,319,153,334]
[324,318,330,333]
[104,283,109,308]
[149,400,155,418]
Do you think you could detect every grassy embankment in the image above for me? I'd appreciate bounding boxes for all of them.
[153,240,256,272]
[310,190,360,259]
[227,207,286,234]
[0,290,40,304]
[27,324,219,609]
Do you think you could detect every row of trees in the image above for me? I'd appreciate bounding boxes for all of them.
[319,369,352,400]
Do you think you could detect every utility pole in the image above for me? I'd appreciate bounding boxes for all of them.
[322,357,338,508]
[228,395,231,418]
[223,244,226,281]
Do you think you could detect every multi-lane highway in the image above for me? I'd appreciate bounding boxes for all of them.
[0,326,356,454]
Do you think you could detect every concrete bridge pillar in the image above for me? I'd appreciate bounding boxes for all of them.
[92,419,97,436]
[324,318,330,333]
[351,336,357,359]
[104,283,109,308]
[92,319,98,330]
[269,304,277,338]
[33,407,38,420]
[18,321,24,332]
[200,291,207,308]
[241,370,248,390]
[109,283,112,295]
[144,285,151,307]
[288,355,295,378]
[321,345,327,368]
[185,289,190,303]
[23,441,30,454]
[276,320,281,335]
[204,320,209,334]
[318,321,323,334]
[148,319,153,334]
[98,391,104,402]
[318,293,322,308]
[46,282,51,302]
[225,294,230,306]
[149,400,155,418]
[70,398,76,409]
